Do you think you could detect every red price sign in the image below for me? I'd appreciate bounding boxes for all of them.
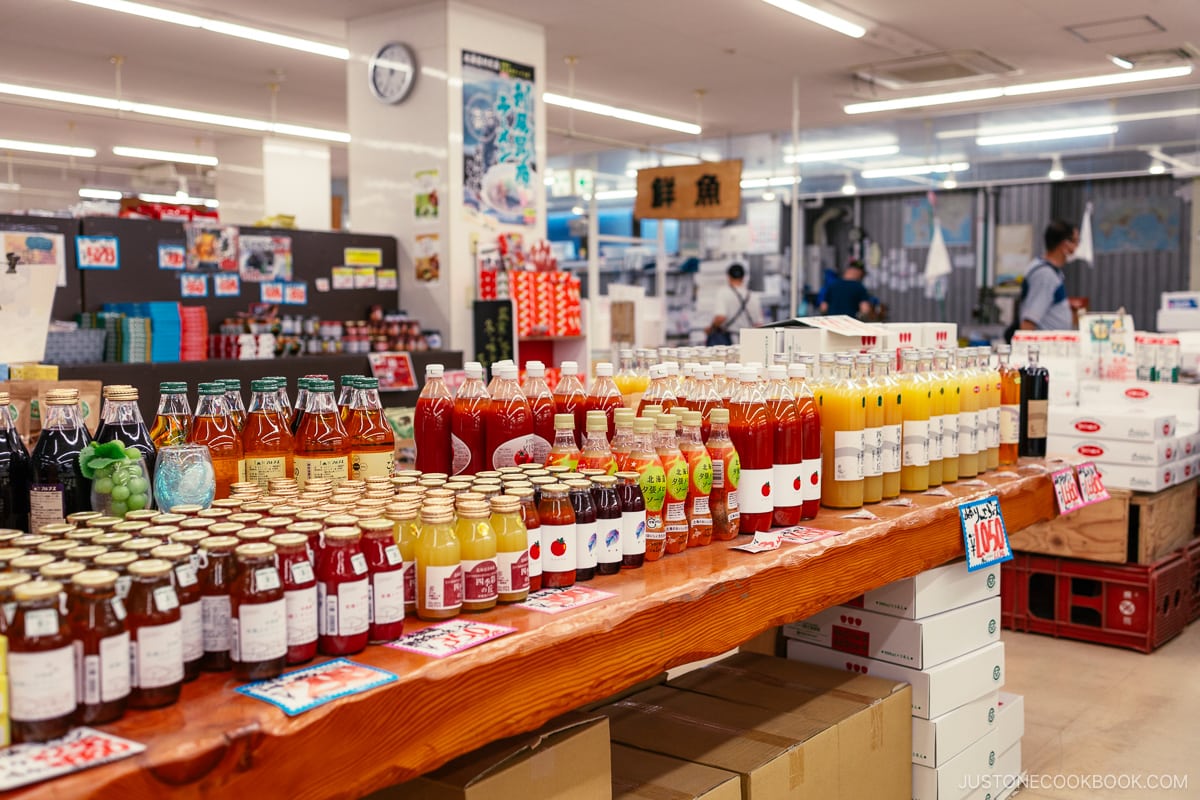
[76,236,119,270]
[386,619,515,657]
[959,495,1013,572]
[1051,466,1086,515]
[157,243,185,270]
[367,352,417,391]
[1075,461,1111,506]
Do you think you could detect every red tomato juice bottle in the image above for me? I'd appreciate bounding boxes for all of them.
[452,362,489,476]
[486,364,534,470]
[626,418,666,561]
[415,364,453,474]
[553,361,588,449]
[522,360,555,465]
[766,365,803,528]
[537,483,576,588]
[789,363,823,520]
[586,362,624,441]
[728,365,774,533]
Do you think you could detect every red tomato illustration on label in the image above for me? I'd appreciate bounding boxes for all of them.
[550,538,567,557]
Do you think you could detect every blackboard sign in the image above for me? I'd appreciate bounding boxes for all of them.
[472,299,517,374]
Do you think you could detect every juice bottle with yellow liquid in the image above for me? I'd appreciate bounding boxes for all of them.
[874,354,903,499]
[898,350,930,492]
[810,354,837,406]
[654,414,690,554]
[857,355,884,504]
[997,344,1021,466]
[188,382,245,498]
[150,381,191,448]
[820,355,866,509]
[293,379,351,489]
[935,350,960,483]
[456,500,498,613]
[921,351,944,487]
[614,349,646,399]
[980,347,1001,471]
[956,349,980,478]
[416,505,461,621]
[241,379,294,489]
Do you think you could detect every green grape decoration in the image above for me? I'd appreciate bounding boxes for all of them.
[80,441,153,519]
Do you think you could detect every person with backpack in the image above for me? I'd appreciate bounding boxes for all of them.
[707,262,762,346]
[1006,219,1078,340]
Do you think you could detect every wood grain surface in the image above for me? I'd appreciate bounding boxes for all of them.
[10,465,1056,800]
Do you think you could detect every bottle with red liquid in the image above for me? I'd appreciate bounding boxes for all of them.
[7,580,76,742]
[188,382,244,499]
[626,418,666,560]
[415,364,453,474]
[587,362,624,440]
[578,411,617,474]
[230,542,287,681]
[537,483,576,588]
[487,363,535,469]
[522,360,555,465]
[766,365,803,527]
[346,377,395,480]
[690,367,723,442]
[553,361,588,448]
[711,362,734,404]
[728,365,774,533]
[567,480,598,582]
[507,485,542,592]
[663,362,684,401]
[654,414,689,554]
[611,408,636,469]
[679,411,714,547]
[452,362,489,476]
[487,360,514,396]
[269,532,317,665]
[293,380,350,490]
[616,471,646,568]
[787,363,822,520]
[545,413,580,469]
[359,518,405,642]
[316,526,370,655]
[637,364,677,415]
[706,408,741,540]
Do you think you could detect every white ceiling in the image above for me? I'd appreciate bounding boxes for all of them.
[1,0,1198,198]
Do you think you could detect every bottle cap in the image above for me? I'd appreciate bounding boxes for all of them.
[683,411,703,426]
[358,377,379,389]
[12,580,63,602]
[655,415,678,430]
[709,361,725,375]
[767,365,787,380]
[633,417,655,433]
[710,407,730,424]
[739,365,757,382]
[561,361,578,376]
[465,362,484,379]
[160,381,188,393]
[105,386,139,401]
[251,379,275,392]
[553,413,575,430]
[235,543,277,559]
[44,389,79,405]
[127,558,173,578]
[197,382,224,395]
[614,408,635,425]
[71,569,120,589]
[595,362,614,377]
[787,363,807,378]
[663,361,679,376]
[426,364,444,377]
[40,562,85,580]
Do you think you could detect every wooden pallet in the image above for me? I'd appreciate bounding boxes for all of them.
[1010,476,1197,564]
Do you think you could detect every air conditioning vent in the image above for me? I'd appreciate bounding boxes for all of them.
[1112,45,1197,68]
[1066,16,1164,43]
[853,50,1016,91]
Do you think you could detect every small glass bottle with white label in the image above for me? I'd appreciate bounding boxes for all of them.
[198,536,239,672]
[68,568,131,725]
[126,558,184,708]
[270,533,318,664]
[8,579,77,742]
[151,543,204,681]
[316,527,371,655]
[359,518,405,642]
[231,543,287,681]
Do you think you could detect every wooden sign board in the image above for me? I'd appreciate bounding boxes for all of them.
[635,159,742,220]
[472,299,517,374]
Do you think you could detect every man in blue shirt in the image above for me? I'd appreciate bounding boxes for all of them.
[820,262,874,318]
[1019,220,1077,331]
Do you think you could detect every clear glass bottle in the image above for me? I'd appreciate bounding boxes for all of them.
[126,558,184,708]
[821,355,866,509]
[346,377,395,481]
[337,375,362,415]
[637,363,677,416]
[899,349,931,491]
[957,349,981,478]
[997,345,1022,466]
[294,380,350,490]
[242,380,295,489]
[416,505,462,619]
[456,501,498,612]
[919,350,943,488]
[150,382,192,448]
[68,568,130,725]
[8,580,76,742]
[188,382,244,499]
[934,350,960,484]
[222,379,247,432]
[490,494,529,602]
[231,543,287,680]
[1019,345,1049,458]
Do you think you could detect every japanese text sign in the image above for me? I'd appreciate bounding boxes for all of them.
[0,728,145,790]
[1051,466,1087,515]
[76,235,119,270]
[1075,461,1110,506]
[635,160,743,220]
[387,619,516,656]
[959,494,1013,572]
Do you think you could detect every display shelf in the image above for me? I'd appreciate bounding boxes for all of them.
[10,464,1056,800]
[517,334,586,342]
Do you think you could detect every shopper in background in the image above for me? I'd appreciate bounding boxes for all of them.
[1014,219,1078,334]
[819,260,875,318]
[707,263,762,346]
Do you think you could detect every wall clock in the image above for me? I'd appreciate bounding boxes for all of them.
[369,42,418,104]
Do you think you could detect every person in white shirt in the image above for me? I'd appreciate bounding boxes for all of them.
[707,263,763,346]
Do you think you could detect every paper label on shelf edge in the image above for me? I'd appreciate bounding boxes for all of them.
[518,584,615,613]
[959,494,1013,572]
[235,658,397,716]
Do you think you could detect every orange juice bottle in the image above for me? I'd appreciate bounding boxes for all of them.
[546,413,581,469]
[956,349,980,478]
[679,411,714,547]
[788,362,823,517]
[188,382,244,499]
[241,379,294,489]
[586,362,624,441]
[820,355,865,509]
[857,355,884,504]
[553,361,588,448]
[996,344,1022,466]
[980,347,1001,471]
[921,351,944,487]
[416,505,461,620]
[898,350,930,492]
[935,350,960,483]
[293,379,350,489]
[626,418,666,560]
[638,364,677,415]
[655,414,690,554]
[345,377,395,480]
[810,354,837,407]
[486,364,534,469]
[874,354,903,499]
[728,365,774,531]
[150,381,192,448]
[221,379,247,432]
[578,411,617,474]
[614,349,642,399]
[611,408,636,469]
[452,362,490,476]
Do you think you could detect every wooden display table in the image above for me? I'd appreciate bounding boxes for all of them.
[12,465,1057,800]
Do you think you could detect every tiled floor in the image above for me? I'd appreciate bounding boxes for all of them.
[1004,624,1200,799]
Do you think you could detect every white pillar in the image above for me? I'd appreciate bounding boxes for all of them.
[215,137,332,230]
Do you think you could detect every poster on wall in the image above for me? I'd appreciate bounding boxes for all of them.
[3,230,66,287]
[414,233,441,284]
[414,169,439,220]
[994,224,1033,287]
[239,235,293,282]
[185,223,239,272]
[462,49,538,227]
[902,194,974,248]
[1093,196,1180,254]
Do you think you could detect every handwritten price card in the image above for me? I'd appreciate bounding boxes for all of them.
[959,495,1013,573]
[387,619,516,657]
[519,585,615,613]
[236,658,397,716]
[76,236,119,270]
[1051,466,1087,515]
[0,728,145,790]
[1075,461,1111,506]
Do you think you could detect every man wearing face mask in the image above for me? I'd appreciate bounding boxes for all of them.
[1018,219,1078,331]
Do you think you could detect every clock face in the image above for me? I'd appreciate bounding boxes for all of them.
[369,42,417,104]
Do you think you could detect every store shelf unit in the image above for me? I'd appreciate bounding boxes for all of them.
[10,465,1057,800]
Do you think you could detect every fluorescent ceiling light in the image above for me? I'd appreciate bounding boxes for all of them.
[845,65,1194,114]
[0,138,95,158]
[544,92,701,135]
[941,177,958,189]
[112,146,218,166]
[761,190,778,201]
[139,191,219,208]
[861,161,969,179]
[938,106,1200,140]
[594,189,638,200]
[1109,55,1134,70]
[785,144,899,163]
[0,182,20,192]
[760,0,866,39]
[66,0,348,59]
[0,81,349,143]
[976,124,1118,146]
[570,205,586,216]
[740,176,796,188]
[79,187,124,200]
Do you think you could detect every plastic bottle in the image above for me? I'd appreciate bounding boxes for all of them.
[587,362,624,441]
[766,365,804,525]
[957,349,980,478]
[997,345,1022,466]
[706,408,741,539]
[553,362,588,448]
[981,347,1002,471]
[857,355,884,504]
[546,413,581,469]
[678,411,714,547]
[242,380,295,489]
[663,362,684,401]
[728,365,774,531]
[537,483,576,588]
[614,350,642,400]
[522,360,555,465]
[450,362,489,477]
[920,351,944,487]
[415,364,453,474]
[710,362,732,404]
[626,418,666,560]
[654,414,690,554]
[690,366,723,442]
[487,364,535,469]
[345,377,395,480]
[293,380,350,489]
[821,355,866,509]
[0,390,31,532]
[637,364,678,415]
[150,381,192,448]
[486,360,513,396]
[222,379,247,432]
[898,350,930,492]
[1019,345,1049,458]
[934,351,959,483]
[610,408,636,469]
[578,410,617,474]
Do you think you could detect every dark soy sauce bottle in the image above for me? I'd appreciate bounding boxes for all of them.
[1018,345,1049,458]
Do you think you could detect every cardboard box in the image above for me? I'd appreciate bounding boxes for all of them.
[962,742,1022,800]
[611,744,739,800]
[994,693,1023,756]
[918,323,958,350]
[912,730,1000,800]
[1094,461,1175,492]
[1048,407,1175,442]
[912,691,999,768]
[786,640,1005,720]
[745,316,892,363]
[851,559,1001,620]
[1078,380,1200,429]
[376,711,611,800]
[782,597,1001,670]
[601,679,910,800]
[1045,435,1178,465]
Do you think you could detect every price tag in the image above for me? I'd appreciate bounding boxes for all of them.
[843,508,879,520]
[0,728,146,790]
[213,275,241,297]
[235,658,397,716]
[76,235,120,270]
[731,529,783,553]
[778,526,842,545]
[386,619,516,656]
[518,585,615,614]
[1051,466,1087,515]
[157,242,185,270]
[283,282,308,305]
[958,495,1013,573]
[1075,461,1111,506]
[367,352,417,391]
[180,274,208,298]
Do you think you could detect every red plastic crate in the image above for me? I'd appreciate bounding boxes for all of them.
[1181,538,1200,624]
[1001,551,1189,653]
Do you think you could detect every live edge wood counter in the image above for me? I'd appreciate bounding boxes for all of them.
[14,465,1057,800]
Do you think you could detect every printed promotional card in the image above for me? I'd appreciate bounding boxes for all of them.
[260,282,285,304]
[283,282,307,305]
[331,266,354,290]
[959,495,1013,572]
[518,585,615,613]
[180,274,208,298]
[0,728,146,791]
[1051,465,1087,515]
[1074,461,1111,506]
[353,266,377,289]
[778,526,843,546]
[386,619,517,657]
[732,529,784,553]
[76,235,120,270]
[235,658,398,716]
[157,242,186,270]
[213,274,240,297]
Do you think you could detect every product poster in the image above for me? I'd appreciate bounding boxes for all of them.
[157,241,186,270]
[462,49,538,226]
[238,234,293,282]
[213,274,240,297]
[283,281,307,305]
[315,277,331,293]
[0,234,60,363]
[376,269,398,291]
[344,247,383,268]
[414,168,439,219]
[184,222,239,272]
[331,266,354,290]
[75,235,120,270]
[414,232,441,284]
[180,274,208,298]
[260,282,285,304]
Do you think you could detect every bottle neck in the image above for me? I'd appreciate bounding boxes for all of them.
[653,429,677,450]
[104,399,145,425]
[1026,350,1040,367]
[249,392,283,415]
[583,429,610,449]
[708,421,729,441]
[224,391,245,412]
[553,428,577,447]
[195,394,230,419]
[157,392,191,418]
[306,391,338,415]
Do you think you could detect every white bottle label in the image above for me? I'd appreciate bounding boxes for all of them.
[834,430,865,481]
[285,585,318,646]
[942,414,960,459]
[232,599,287,663]
[384,545,402,566]
[1000,404,1020,445]
[881,424,902,474]
[420,564,463,611]
[134,620,184,689]
[290,561,315,584]
[153,586,179,613]
[903,420,930,467]
[540,523,576,573]
[772,462,804,507]
[739,468,773,514]
[929,415,944,461]
[523,433,552,466]
[690,496,710,516]
[526,526,542,578]
[598,520,622,564]
[663,500,687,538]
[864,427,884,477]
[24,608,59,638]
[987,408,1001,449]
[28,484,66,533]
[9,646,76,721]
[371,570,405,624]
[180,601,203,662]
[959,412,979,455]
[496,549,530,594]
[621,511,646,556]
[201,595,231,653]
[97,632,131,703]
[450,433,472,476]
[332,578,370,635]
[254,568,281,593]
[801,457,822,503]
[174,564,198,588]
[490,435,533,469]
[350,553,368,576]
[575,521,599,569]
[711,457,725,489]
